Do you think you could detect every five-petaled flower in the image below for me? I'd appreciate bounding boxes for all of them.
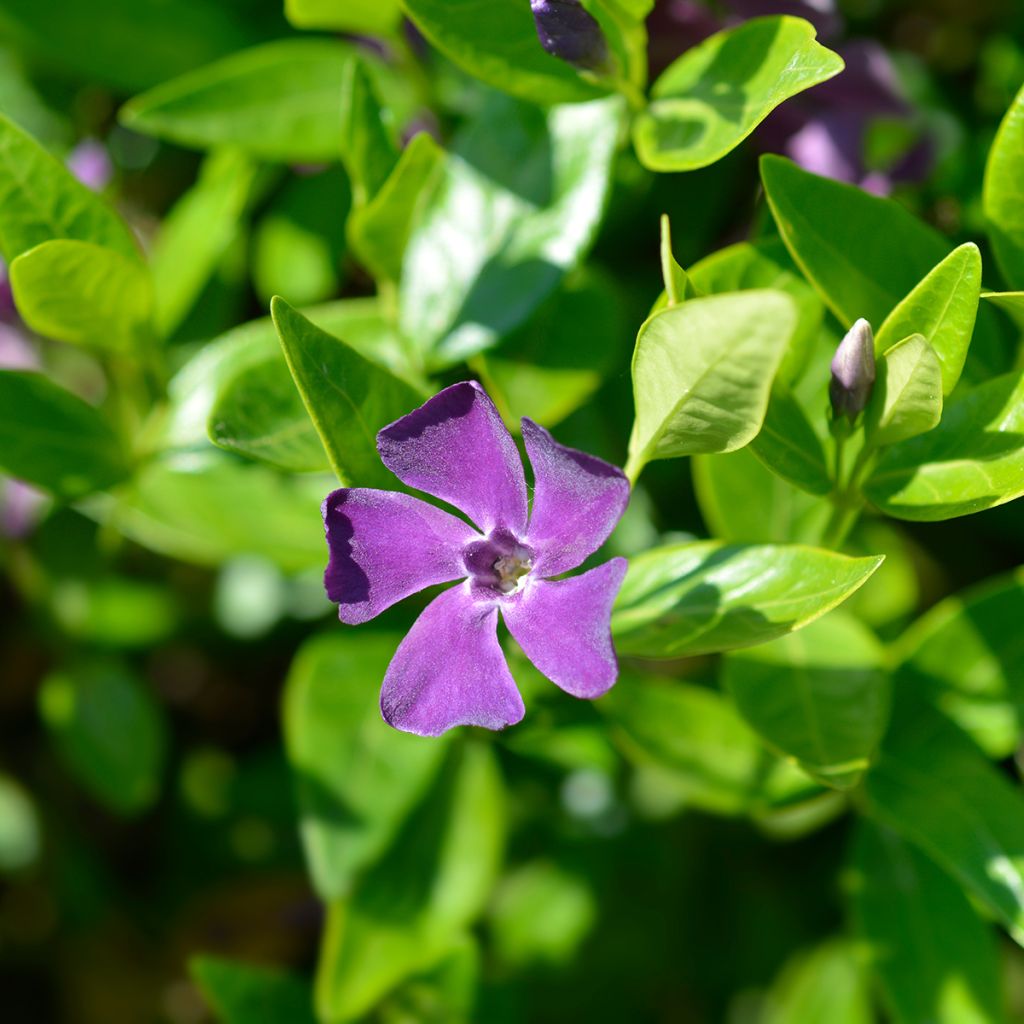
[322,381,630,736]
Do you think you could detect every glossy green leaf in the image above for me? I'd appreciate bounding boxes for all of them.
[38,663,167,815]
[400,93,622,368]
[688,238,824,384]
[349,132,444,283]
[864,699,1024,945]
[865,334,943,448]
[316,743,504,1021]
[283,633,448,901]
[340,57,398,208]
[191,956,317,1024]
[481,269,624,430]
[401,0,609,106]
[850,822,1007,1024]
[121,40,358,162]
[749,384,832,495]
[611,540,882,658]
[983,83,1024,289]
[0,370,127,499]
[253,169,349,307]
[761,940,872,1024]
[271,298,423,486]
[208,356,328,473]
[865,368,1024,521]
[896,567,1024,758]
[626,290,796,479]
[109,451,330,572]
[150,148,257,339]
[0,775,41,872]
[723,612,889,789]
[10,239,153,353]
[0,112,137,262]
[693,447,830,545]
[286,0,401,35]
[874,243,981,396]
[633,17,843,172]
[603,676,819,816]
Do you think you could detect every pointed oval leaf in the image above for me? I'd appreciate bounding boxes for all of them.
[0,370,128,498]
[723,612,889,789]
[865,334,943,448]
[634,16,843,172]
[10,239,154,353]
[611,540,882,658]
[874,243,981,396]
[983,82,1024,290]
[626,290,796,478]
[864,368,1024,521]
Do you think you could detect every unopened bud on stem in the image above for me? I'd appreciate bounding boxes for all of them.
[830,318,875,422]
[530,0,609,72]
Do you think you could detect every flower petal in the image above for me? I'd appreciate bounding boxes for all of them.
[381,583,525,736]
[502,558,627,699]
[522,418,630,576]
[377,381,528,534]
[323,488,478,625]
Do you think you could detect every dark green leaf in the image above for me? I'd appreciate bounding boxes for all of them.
[723,612,889,789]
[340,56,398,208]
[611,540,882,658]
[634,17,843,172]
[0,370,127,499]
[191,956,317,1024]
[750,384,832,495]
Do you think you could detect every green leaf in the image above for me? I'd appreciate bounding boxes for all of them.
[253,169,349,307]
[271,298,423,486]
[625,290,796,479]
[283,632,449,901]
[0,112,137,262]
[10,239,154,353]
[286,0,401,35]
[190,956,317,1024]
[896,568,1024,758]
[340,56,398,208]
[602,676,820,816]
[850,822,1007,1024]
[400,93,622,368]
[38,663,167,815]
[349,132,444,284]
[983,83,1024,289]
[633,16,843,172]
[121,40,359,162]
[611,540,882,658]
[865,334,943,448]
[749,384,832,495]
[688,238,824,384]
[0,370,127,499]
[109,451,330,572]
[480,269,624,430]
[316,743,504,1022]
[400,0,609,106]
[150,148,257,339]
[761,940,872,1024]
[0,775,41,872]
[863,699,1024,946]
[981,290,1024,328]
[659,213,697,306]
[693,447,830,545]
[864,368,1024,521]
[874,243,981,396]
[722,612,889,789]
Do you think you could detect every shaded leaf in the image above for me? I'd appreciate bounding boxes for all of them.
[865,334,943,448]
[191,956,317,1024]
[983,82,1024,290]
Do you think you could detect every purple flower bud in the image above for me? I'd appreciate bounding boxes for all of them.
[66,139,112,193]
[531,0,609,72]
[830,318,876,421]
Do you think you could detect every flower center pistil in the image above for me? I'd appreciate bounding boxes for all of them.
[463,529,534,595]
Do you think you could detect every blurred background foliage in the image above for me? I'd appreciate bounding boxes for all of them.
[2,1,1024,1022]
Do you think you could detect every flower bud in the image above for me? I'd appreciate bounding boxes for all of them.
[829,318,875,422]
[530,0,609,72]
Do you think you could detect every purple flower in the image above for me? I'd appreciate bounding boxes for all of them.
[531,0,610,72]
[322,381,630,737]
[66,139,113,193]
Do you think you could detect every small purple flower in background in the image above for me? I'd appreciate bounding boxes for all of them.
[531,0,610,72]
[322,381,630,736]
[66,139,113,193]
